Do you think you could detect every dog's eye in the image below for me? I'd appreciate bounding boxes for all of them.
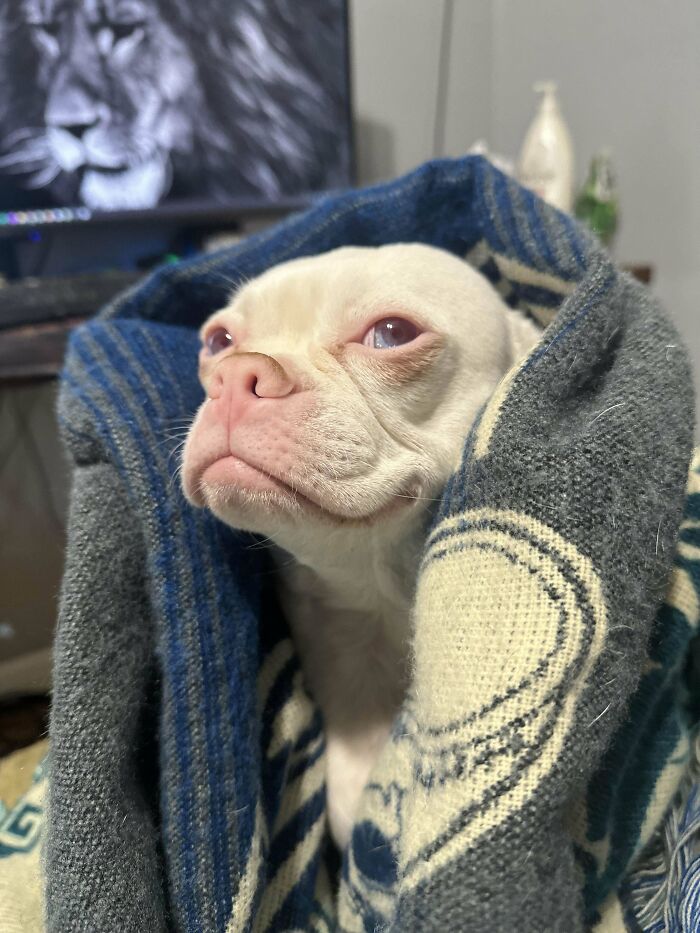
[204,327,233,355]
[362,317,421,349]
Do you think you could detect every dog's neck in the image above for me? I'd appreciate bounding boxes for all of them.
[271,504,432,729]
[273,505,430,610]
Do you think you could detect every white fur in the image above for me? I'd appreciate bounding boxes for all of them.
[181,243,540,847]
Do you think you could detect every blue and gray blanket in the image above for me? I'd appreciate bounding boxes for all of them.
[45,156,699,931]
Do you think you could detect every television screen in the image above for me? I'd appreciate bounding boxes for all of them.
[0,0,352,220]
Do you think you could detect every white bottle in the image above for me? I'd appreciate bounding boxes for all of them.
[517,82,575,213]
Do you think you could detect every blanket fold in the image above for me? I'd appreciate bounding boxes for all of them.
[47,156,697,932]
[45,463,165,931]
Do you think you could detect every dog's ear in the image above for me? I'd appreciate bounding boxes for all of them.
[504,310,541,367]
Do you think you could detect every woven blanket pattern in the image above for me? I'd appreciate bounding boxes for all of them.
[0,741,46,933]
[47,156,696,932]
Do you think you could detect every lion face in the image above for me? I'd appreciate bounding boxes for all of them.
[4,0,201,210]
[0,0,351,212]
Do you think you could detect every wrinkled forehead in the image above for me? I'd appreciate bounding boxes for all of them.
[228,247,488,342]
[234,263,339,340]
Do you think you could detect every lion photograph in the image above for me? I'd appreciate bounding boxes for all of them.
[0,0,351,212]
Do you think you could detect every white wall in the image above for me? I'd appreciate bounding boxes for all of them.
[350,0,447,182]
[351,0,700,380]
[350,0,494,179]
[488,0,700,381]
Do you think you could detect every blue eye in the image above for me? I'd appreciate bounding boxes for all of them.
[204,327,233,355]
[362,317,421,349]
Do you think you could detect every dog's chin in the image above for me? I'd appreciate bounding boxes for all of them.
[193,454,417,532]
[201,484,307,534]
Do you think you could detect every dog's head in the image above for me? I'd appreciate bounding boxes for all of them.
[181,244,539,542]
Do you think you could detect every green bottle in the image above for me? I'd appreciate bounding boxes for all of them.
[574,151,619,248]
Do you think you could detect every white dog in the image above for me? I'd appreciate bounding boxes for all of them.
[181,243,539,847]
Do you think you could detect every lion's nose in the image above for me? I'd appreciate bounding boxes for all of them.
[46,81,100,138]
[60,119,99,140]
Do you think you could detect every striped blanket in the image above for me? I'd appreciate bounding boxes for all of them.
[46,156,699,931]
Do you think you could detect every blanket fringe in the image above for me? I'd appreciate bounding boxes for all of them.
[623,729,700,931]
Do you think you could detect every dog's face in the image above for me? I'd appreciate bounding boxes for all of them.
[181,244,538,542]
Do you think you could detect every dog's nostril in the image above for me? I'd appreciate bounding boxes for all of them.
[245,372,260,397]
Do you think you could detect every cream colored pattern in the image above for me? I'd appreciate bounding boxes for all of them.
[463,240,577,299]
[472,360,523,460]
[270,741,325,840]
[463,241,580,459]
[0,742,48,933]
[253,797,326,931]
[227,636,326,932]
[399,508,608,889]
[226,693,325,931]
[257,638,295,710]
[636,732,690,848]
[688,448,700,494]
[266,669,316,761]
[308,859,335,932]
[226,801,266,933]
[491,252,577,297]
[463,239,491,270]
[676,536,700,565]
[665,564,700,627]
[338,727,412,930]
[592,893,628,932]
[664,466,700,629]
[565,730,690,896]
[565,796,612,875]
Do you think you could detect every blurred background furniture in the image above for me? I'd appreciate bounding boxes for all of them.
[0,0,354,724]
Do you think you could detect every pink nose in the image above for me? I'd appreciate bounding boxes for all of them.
[207,351,296,402]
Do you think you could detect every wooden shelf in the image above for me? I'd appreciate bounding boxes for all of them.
[0,316,87,383]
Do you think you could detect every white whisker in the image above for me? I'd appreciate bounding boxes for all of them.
[587,402,625,427]
[588,702,612,727]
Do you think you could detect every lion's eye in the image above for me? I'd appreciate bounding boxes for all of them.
[37,21,60,37]
[94,21,144,56]
[362,317,421,350]
[111,22,144,42]
[31,22,61,55]
[204,327,234,356]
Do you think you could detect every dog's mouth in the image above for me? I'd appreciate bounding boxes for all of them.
[196,453,414,526]
[200,454,315,509]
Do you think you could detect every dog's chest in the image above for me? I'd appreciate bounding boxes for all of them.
[274,554,412,846]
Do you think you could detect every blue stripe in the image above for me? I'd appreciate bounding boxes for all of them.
[557,208,589,272]
[508,280,568,309]
[491,170,541,270]
[66,336,204,928]
[260,654,302,831]
[514,184,573,282]
[523,264,616,372]
[266,819,326,933]
[62,367,201,921]
[95,321,274,926]
[89,325,231,922]
[286,740,325,786]
[267,785,326,878]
